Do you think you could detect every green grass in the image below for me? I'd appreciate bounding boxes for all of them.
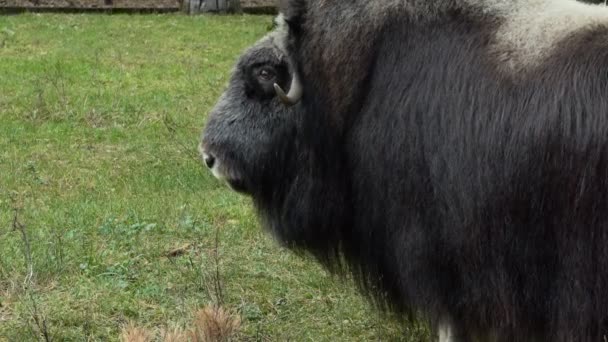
[0,13,429,341]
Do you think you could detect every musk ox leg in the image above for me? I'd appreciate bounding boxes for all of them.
[437,321,467,342]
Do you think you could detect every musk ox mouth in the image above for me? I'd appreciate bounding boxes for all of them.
[199,144,250,194]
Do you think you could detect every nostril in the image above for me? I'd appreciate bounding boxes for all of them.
[203,153,216,169]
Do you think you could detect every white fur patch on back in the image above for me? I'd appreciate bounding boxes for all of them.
[276,0,608,72]
[471,0,608,71]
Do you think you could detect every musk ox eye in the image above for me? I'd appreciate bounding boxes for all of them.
[258,68,276,82]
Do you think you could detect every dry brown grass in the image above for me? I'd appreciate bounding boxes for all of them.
[159,327,189,342]
[120,322,153,342]
[189,306,241,342]
[120,305,241,342]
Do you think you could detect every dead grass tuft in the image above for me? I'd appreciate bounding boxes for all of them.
[119,305,241,342]
[120,322,153,342]
[189,305,241,342]
[159,327,189,342]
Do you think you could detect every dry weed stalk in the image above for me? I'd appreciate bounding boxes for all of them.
[10,192,52,341]
[122,208,239,341]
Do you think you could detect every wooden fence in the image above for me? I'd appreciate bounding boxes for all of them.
[0,0,277,13]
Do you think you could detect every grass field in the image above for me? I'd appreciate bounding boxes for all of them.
[0,13,429,341]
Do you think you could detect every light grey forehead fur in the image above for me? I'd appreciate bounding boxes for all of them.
[226,14,291,81]
[276,0,608,72]
[243,14,289,61]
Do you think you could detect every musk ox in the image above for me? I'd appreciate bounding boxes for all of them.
[200,0,608,341]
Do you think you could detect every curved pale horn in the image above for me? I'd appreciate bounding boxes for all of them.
[274,71,303,106]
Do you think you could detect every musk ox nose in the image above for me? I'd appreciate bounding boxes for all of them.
[203,153,215,169]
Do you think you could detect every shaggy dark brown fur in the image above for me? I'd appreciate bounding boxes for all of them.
[202,1,608,340]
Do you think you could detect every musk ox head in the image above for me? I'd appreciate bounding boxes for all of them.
[199,15,350,258]
[199,20,303,196]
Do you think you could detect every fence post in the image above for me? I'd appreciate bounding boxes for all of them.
[181,0,202,14]
[182,0,241,14]
[192,0,202,14]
